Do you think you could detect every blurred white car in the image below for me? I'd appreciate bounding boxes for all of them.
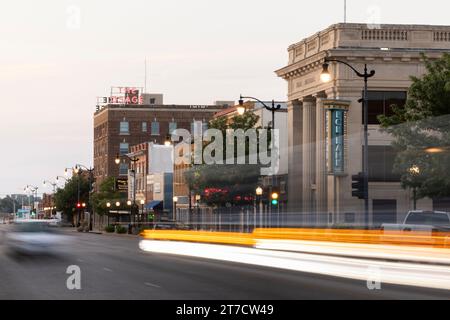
[6,220,72,255]
[382,210,450,232]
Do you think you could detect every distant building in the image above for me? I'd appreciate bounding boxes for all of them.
[93,90,230,189]
[128,142,174,216]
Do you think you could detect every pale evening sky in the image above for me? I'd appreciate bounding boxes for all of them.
[0,0,449,195]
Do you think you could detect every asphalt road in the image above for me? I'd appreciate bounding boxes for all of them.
[0,228,449,300]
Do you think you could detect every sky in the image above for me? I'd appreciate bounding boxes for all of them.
[0,0,449,196]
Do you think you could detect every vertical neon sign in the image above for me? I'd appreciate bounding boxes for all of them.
[331,110,345,173]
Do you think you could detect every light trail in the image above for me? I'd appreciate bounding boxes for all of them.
[139,240,450,291]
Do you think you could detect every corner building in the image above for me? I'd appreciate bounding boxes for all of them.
[276,23,450,226]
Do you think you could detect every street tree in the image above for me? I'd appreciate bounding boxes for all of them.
[54,175,90,223]
[0,196,20,213]
[379,53,450,200]
[91,177,127,217]
[185,111,269,207]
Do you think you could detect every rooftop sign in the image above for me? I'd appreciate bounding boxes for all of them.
[96,87,144,111]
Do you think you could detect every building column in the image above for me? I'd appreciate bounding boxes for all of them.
[314,93,328,225]
[302,96,316,221]
[287,100,303,214]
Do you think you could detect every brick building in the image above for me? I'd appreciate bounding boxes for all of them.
[93,99,230,189]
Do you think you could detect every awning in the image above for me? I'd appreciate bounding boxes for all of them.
[145,200,163,210]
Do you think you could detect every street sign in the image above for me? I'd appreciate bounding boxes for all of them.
[116,178,128,192]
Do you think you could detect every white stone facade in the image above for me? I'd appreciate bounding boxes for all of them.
[276,23,450,226]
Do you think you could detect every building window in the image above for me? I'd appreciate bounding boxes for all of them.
[368,146,401,182]
[142,122,147,132]
[151,121,160,135]
[365,91,407,125]
[169,121,177,134]
[120,121,129,134]
[119,163,128,176]
[120,143,129,155]
[150,98,156,104]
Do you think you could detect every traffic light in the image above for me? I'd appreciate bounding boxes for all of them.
[271,190,279,206]
[76,203,81,209]
[352,172,367,200]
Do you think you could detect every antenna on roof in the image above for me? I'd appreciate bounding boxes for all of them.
[344,0,347,23]
[144,57,148,94]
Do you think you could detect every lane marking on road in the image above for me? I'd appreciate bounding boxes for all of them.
[103,267,113,272]
[144,282,161,288]
[77,259,84,263]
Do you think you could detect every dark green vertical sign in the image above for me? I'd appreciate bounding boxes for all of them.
[331,110,345,173]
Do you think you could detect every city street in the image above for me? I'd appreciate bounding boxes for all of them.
[0,227,449,300]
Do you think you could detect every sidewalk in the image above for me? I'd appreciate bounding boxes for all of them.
[63,227,141,238]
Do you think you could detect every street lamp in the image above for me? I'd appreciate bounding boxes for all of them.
[236,105,246,116]
[72,164,95,230]
[64,167,76,177]
[56,176,68,182]
[255,187,263,196]
[140,199,145,225]
[43,180,58,193]
[255,187,263,227]
[24,185,39,218]
[409,165,421,210]
[115,153,139,226]
[164,134,172,147]
[239,95,282,199]
[173,196,178,221]
[321,57,376,228]
[238,95,282,130]
[106,202,111,225]
[195,195,201,230]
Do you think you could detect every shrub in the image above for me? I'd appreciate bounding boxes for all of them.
[116,225,127,234]
[76,226,84,232]
[104,225,115,233]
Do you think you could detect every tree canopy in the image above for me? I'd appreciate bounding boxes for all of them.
[379,53,450,199]
[54,175,90,222]
[185,111,268,206]
[91,177,127,216]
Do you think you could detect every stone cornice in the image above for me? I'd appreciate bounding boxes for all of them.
[276,47,450,81]
[275,52,327,80]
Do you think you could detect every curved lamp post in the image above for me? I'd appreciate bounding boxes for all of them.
[238,95,282,130]
[43,180,58,193]
[24,185,39,217]
[320,57,376,227]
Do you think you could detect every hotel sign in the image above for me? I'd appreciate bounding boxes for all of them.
[324,99,350,175]
[96,86,144,111]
